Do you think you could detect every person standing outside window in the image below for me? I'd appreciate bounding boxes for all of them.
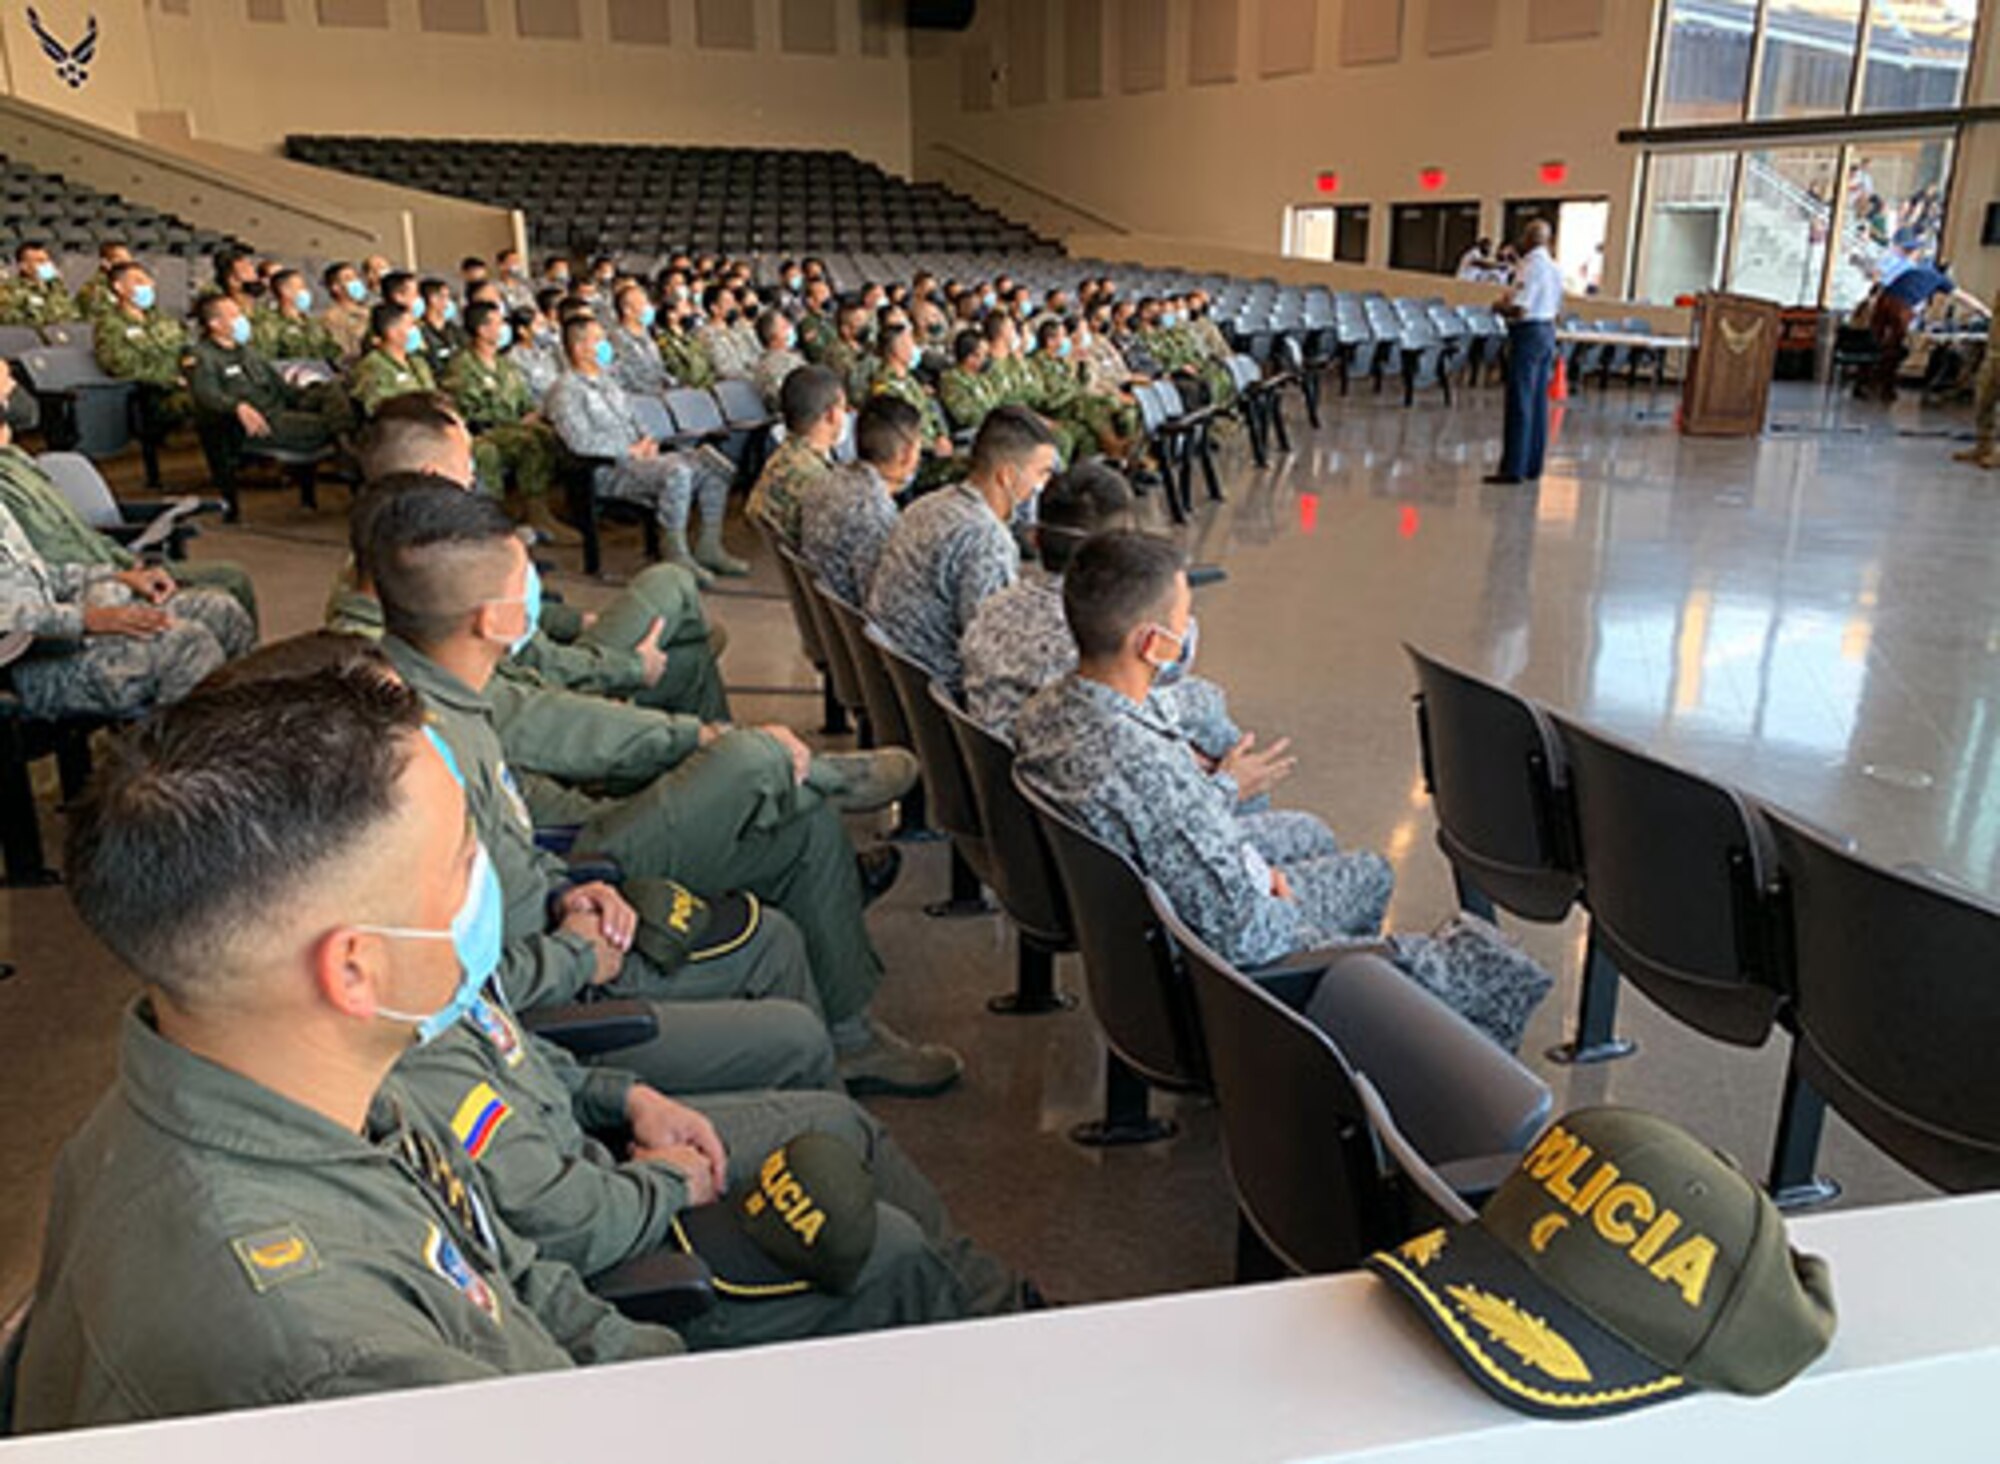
[1486,220,1562,486]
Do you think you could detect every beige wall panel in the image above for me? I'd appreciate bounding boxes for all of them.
[419,0,488,36]
[1009,0,1048,106]
[860,0,893,56]
[1064,0,1105,99]
[1260,0,1316,78]
[1527,0,1604,44]
[606,0,670,45]
[1425,0,1494,57]
[696,0,756,50]
[781,0,838,55]
[314,0,388,26]
[1119,0,1167,94]
[514,0,580,40]
[1189,0,1239,86]
[246,0,287,21]
[962,40,996,112]
[1339,0,1401,66]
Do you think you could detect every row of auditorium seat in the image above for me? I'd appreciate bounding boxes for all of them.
[283,137,1054,256]
[0,157,236,259]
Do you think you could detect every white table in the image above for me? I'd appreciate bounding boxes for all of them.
[8,1194,1998,1462]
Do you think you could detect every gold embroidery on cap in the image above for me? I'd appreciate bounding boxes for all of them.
[1400,1229,1447,1269]
[1446,1284,1594,1383]
[1529,1213,1571,1253]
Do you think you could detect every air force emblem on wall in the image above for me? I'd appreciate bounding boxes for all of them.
[28,8,99,89]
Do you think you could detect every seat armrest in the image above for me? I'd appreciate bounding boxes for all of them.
[519,998,659,1057]
[1432,1151,1522,1207]
[589,1247,716,1326]
[563,854,626,886]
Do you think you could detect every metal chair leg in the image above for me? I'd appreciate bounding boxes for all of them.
[1,720,57,887]
[1768,1062,1840,1210]
[924,843,994,918]
[1546,932,1638,1064]
[1070,1053,1177,1146]
[988,940,1077,1016]
[820,677,850,738]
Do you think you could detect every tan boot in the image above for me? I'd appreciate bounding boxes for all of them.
[524,499,581,547]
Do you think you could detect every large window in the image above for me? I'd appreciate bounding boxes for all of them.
[1639,152,1738,303]
[1282,204,1370,264]
[1653,0,1976,124]
[1389,202,1482,276]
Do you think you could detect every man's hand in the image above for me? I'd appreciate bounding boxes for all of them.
[630,437,660,461]
[1271,868,1295,902]
[932,434,953,458]
[757,724,812,783]
[556,908,623,984]
[115,566,175,604]
[625,1086,727,1202]
[558,881,637,954]
[83,604,170,638]
[632,616,668,687]
[578,610,599,631]
[236,402,272,437]
[1218,733,1297,801]
[698,722,728,747]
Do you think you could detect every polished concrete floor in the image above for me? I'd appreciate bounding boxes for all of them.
[3,376,1994,1315]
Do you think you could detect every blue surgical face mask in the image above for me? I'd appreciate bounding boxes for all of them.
[487,560,542,655]
[1058,337,1073,359]
[405,324,425,353]
[1024,335,1038,356]
[1162,311,1179,328]
[593,337,614,368]
[292,287,312,312]
[365,841,504,1045]
[345,277,368,302]
[782,327,797,352]
[983,290,998,310]
[1148,618,1199,686]
[230,314,253,346]
[34,261,56,283]
[131,283,156,311]
[496,320,514,350]
[639,304,657,328]
[443,299,459,322]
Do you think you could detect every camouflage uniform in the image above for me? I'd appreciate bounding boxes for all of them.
[0,499,253,719]
[320,299,371,364]
[655,322,713,389]
[818,338,872,405]
[865,482,1017,690]
[746,434,832,547]
[73,273,117,323]
[508,337,563,400]
[0,445,258,623]
[347,348,438,417]
[1076,333,1144,443]
[700,322,758,382]
[796,310,835,364]
[799,461,898,606]
[0,272,79,328]
[418,318,467,377]
[985,353,1081,462]
[869,363,949,446]
[752,347,806,410]
[96,306,194,432]
[1144,324,1235,409]
[937,364,1000,432]
[253,308,342,365]
[607,324,671,399]
[443,350,559,505]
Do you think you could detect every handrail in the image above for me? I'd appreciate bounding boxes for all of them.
[923,143,1130,235]
[0,97,374,242]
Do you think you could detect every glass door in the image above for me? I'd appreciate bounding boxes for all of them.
[1729,147,1841,305]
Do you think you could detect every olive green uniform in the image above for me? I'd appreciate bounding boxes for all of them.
[0,273,79,328]
[1143,324,1236,409]
[395,994,1023,1341]
[379,634,847,1095]
[655,322,714,389]
[819,337,873,405]
[937,364,1000,432]
[348,348,437,416]
[987,353,1083,462]
[186,337,354,457]
[747,434,832,546]
[871,365,961,489]
[73,273,117,322]
[443,349,560,505]
[253,308,343,365]
[321,299,371,364]
[796,311,835,364]
[96,306,193,431]
[8,1002,679,1434]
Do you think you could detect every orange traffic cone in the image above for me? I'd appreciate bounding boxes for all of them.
[1549,356,1569,402]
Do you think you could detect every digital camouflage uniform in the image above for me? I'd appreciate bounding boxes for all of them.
[443,349,560,505]
[607,324,672,399]
[0,273,79,328]
[8,1002,679,1433]
[869,363,950,447]
[253,308,343,365]
[96,307,193,432]
[799,460,898,606]
[1144,323,1235,410]
[0,498,253,718]
[986,353,1082,462]
[819,337,873,405]
[865,482,1018,690]
[1075,333,1144,443]
[509,337,563,400]
[320,299,371,364]
[752,347,805,409]
[347,347,437,417]
[73,272,116,323]
[393,993,1024,1344]
[746,434,832,546]
[0,443,259,622]
[700,321,758,382]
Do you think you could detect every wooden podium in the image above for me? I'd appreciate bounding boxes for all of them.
[1680,291,1781,436]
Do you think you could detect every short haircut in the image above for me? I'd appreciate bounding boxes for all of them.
[366,480,519,649]
[1063,531,1185,660]
[1037,461,1136,573]
[418,277,451,304]
[357,394,466,486]
[561,312,600,358]
[854,395,921,467]
[460,256,486,274]
[951,329,983,365]
[968,405,1056,476]
[195,294,235,330]
[702,283,731,313]
[381,269,417,301]
[212,245,253,285]
[877,321,911,357]
[64,663,425,1005]
[462,300,501,336]
[780,364,845,434]
[107,261,147,290]
[756,310,791,347]
[200,630,394,695]
[534,286,564,316]
[1036,318,1065,351]
[270,268,303,296]
[323,261,354,290]
[98,240,128,261]
[980,313,1013,345]
[15,240,45,262]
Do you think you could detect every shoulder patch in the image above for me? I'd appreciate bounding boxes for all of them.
[450,1081,513,1160]
[423,1223,502,1324]
[231,1226,322,1293]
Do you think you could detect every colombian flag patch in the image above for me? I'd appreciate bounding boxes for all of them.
[450,1082,512,1161]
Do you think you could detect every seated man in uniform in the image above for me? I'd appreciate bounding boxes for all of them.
[9,667,683,1434]
[366,483,959,1097]
[254,267,343,365]
[751,308,806,410]
[1014,533,1395,972]
[348,302,438,417]
[0,241,78,328]
[186,295,353,481]
[441,300,572,546]
[320,260,373,364]
[867,406,1056,691]
[799,395,918,607]
[747,365,843,547]
[96,261,193,482]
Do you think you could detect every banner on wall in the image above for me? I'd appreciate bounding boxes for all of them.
[26,5,98,88]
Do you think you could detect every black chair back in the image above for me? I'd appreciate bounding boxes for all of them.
[817,585,907,747]
[1767,812,2000,1192]
[1406,644,1582,922]
[1551,714,1783,1048]
[763,532,825,668]
[1014,771,1204,1091]
[874,630,986,862]
[937,686,1073,949]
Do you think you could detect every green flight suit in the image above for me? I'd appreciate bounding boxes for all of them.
[348,347,437,416]
[395,995,1022,1340]
[0,444,258,622]
[253,308,342,364]
[187,337,353,458]
[96,306,193,432]
[443,349,560,505]
[378,634,845,1095]
[0,273,78,328]
[8,1001,678,1434]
